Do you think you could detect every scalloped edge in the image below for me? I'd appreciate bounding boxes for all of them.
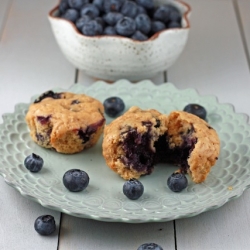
[1,80,250,223]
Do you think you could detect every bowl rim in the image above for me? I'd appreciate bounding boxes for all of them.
[48,0,191,42]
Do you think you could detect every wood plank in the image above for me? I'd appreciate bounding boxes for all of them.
[59,214,175,250]
[237,0,250,68]
[168,0,250,249]
[168,0,250,115]
[0,0,76,123]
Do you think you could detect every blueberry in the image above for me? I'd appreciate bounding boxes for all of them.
[167,172,188,192]
[121,1,138,18]
[82,20,103,36]
[137,5,147,14]
[59,0,69,15]
[137,243,163,250]
[183,104,207,120]
[63,169,89,192]
[34,91,62,103]
[103,12,124,26]
[24,153,44,173]
[76,15,92,31]
[92,0,104,11]
[123,178,144,200]
[80,4,100,18]
[131,30,148,41]
[169,9,182,23]
[103,26,117,35]
[151,21,166,34]
[61,8,80,23]
[115,17,136,37]
[135,13,151,35]
[34,215,56,236]
[135,0,154,10]
[153,5,172,24]
[103,0,124,13]
[103,96,125,117]
[95,16,105,28]
[68,0,89,10]
[168,21,182,29]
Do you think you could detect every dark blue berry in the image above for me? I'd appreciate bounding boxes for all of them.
[183,104,207,120]
[151,21,166,34]
[24,153,44,173]
[82,20,103,36]
[137,243,163,250]
[103,12,123,26]
[63,169,89,192]
[103,0,124,13]
[131,30,148,41]
[61,8,80,22]
[167,172,188,192]
[153,5,172,23]
[34,91,62,103]
[34,215,56,236]
[68,0,89,10]
[80,4,100,18]
[103,26,117,35]
[123,179,144,200]
[76,15,92,30]
[92,0,104,11]
[137,5,147,14]
[95,16,105,28]
[121,1,138,18]
[59,0,69,15]
[115,17,136,37]
[135,0,154,10]
[169,9,182,23]
[103,96,125,117]
[135,13,151,35]
[168,21,182,29]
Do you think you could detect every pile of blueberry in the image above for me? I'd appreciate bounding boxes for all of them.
[58,0,182,41]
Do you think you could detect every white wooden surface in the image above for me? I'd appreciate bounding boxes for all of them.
[1,0,250,249]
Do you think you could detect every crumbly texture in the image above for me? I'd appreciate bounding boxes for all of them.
[26,91,105,154]
[102,107,220,183]
[102,106,169,180]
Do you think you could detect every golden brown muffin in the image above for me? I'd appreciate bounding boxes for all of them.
[26,91,105,154]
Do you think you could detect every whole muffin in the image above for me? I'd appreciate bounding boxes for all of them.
[102,107,220,183]
[26,91,105,154]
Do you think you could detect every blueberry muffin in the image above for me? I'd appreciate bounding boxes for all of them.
[102,106,169,180]
[26,91,105,154]
[161,111,220,183]
[102,107,220,183]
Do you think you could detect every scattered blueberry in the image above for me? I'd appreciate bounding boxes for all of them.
[167,172,188,192]
[63,169,89,192]
[24,153,44,173]
[34,90,61,103]
[137,243,163,250]
[34,215,56,236]
[115,17,136,37]
[103,96,125,117]
[153,5,171,23]
[82,20,103,36]
[123,178,144,200]
[183,103,207,120]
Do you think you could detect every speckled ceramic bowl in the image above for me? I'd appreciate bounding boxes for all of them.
[48,0,191,82]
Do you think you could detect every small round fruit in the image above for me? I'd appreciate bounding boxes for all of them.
[123,178,144,200]
[167,172,188,192]
[34,215,56,236]
[63,169,89,192]
[24,153,44,172]
[137,242,163,250]
[183,103,207,120]
[103,96,125,117]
